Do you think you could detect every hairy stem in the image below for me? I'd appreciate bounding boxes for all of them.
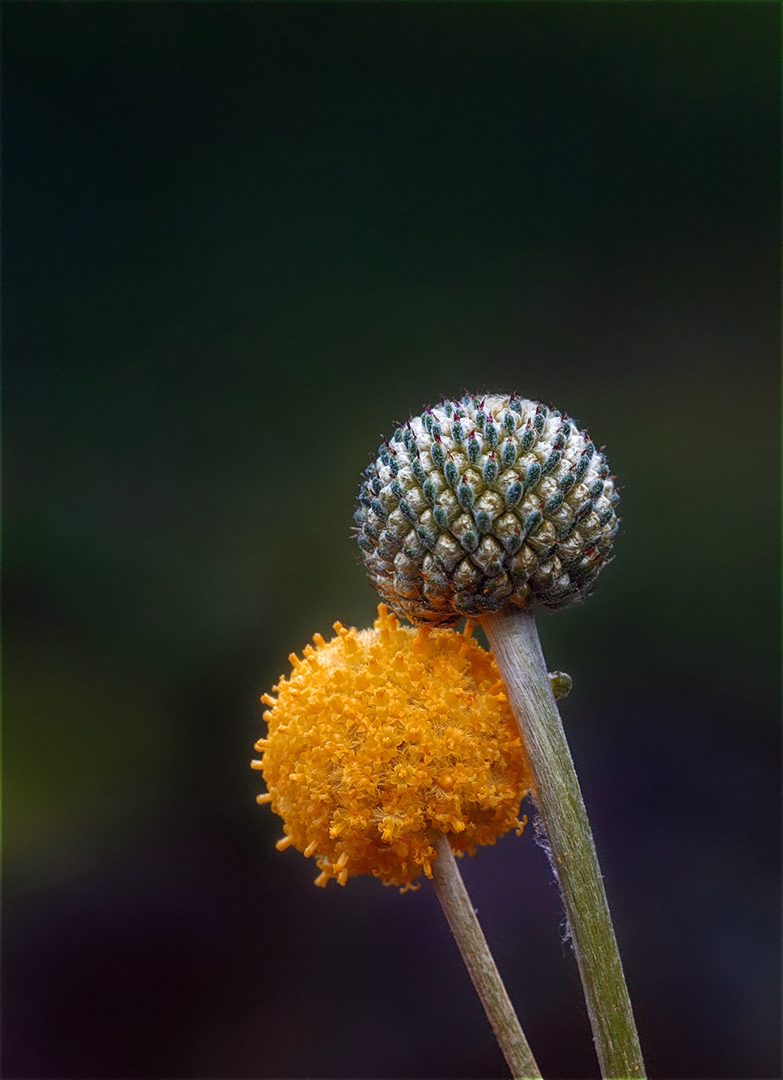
[482,606,645,1079]
[431,832,542,1080]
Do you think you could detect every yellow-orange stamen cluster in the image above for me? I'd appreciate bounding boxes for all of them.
[252,605,533,888]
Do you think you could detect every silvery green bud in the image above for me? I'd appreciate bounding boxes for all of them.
[354,393,619,626]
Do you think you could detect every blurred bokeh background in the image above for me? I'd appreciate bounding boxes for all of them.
[3,3,780,1078]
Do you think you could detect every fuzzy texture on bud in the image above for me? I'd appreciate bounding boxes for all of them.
[355,393,619,625]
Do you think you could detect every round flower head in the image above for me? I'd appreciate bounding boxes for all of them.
[253,605,532,889]
[355,393,620,625]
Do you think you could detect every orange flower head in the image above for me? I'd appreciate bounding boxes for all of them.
[252,604,533,889]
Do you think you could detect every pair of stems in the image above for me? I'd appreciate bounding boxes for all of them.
[430,605,645,1080]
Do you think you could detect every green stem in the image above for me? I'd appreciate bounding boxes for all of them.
[431,832,543,1080]
[482,606,645,1080]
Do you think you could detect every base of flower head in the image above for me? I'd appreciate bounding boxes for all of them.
[308,816,528,891]
[254,605,533,888]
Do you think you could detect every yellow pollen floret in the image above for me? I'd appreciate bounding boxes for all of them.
[254,604,533,888]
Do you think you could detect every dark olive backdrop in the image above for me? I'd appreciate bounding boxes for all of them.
[3,3,780,1079]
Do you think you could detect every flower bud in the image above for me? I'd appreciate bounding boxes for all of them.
[355,393,619,625]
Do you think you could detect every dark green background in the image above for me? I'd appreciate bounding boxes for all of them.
[4,3,780,1078]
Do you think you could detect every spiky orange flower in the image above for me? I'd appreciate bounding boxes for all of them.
[253,604,532,888]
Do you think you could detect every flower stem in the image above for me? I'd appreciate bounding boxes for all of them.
[431,832,543,1080]
[482,606,645,1080]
